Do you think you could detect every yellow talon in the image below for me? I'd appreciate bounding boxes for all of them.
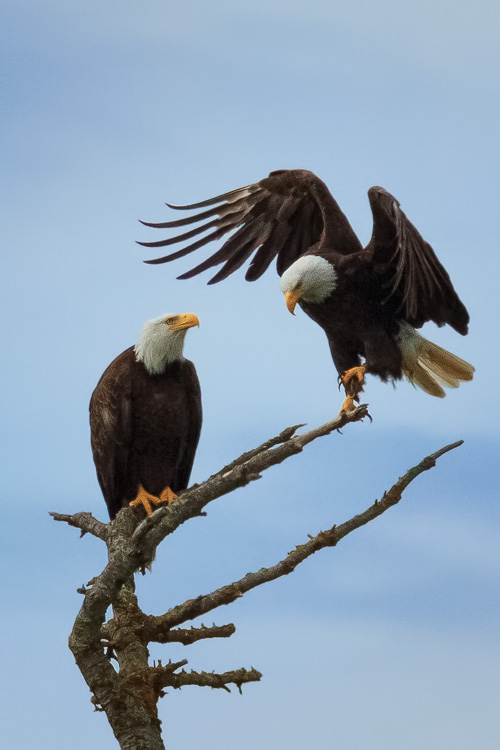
[159,487,178,505]
[339,394,358,415]
[129,484,176,516]
[339,365,366,415]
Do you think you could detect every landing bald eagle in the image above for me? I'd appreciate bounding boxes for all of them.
[138,169,474,410]
[90,313,202,519]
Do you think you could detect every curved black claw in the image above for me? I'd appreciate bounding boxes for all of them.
[357,403,373,422]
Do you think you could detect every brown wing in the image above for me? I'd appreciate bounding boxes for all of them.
[138,169,362,282]
[89,348,134,519]
[173,359,202,492]
[367,187,469,334]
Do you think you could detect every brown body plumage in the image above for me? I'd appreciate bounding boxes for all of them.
[90,316,202,519]
[138,169,473,400]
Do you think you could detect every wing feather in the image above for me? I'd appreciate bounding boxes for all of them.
[368,187,469,334]
[176,214,267,280]
[164,184,259,209]
[138,202,243,229]
[138,169,362,280]
[245,220,291,280]
[173,360,202,492]
[207,238,260,284]
[142,226,236,263]
[89,349,134,519]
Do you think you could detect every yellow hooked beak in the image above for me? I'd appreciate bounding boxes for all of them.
[168,313,200,331]
[285,290,301,315]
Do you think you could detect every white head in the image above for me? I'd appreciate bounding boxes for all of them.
[134,312,199,375]
[280,255,337,314]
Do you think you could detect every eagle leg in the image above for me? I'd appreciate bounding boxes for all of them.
[340,365,366,390]
[129,484,176,516]
[339,365,366,414]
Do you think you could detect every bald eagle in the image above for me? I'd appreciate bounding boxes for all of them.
[90,313,202,519]
[138,169,474,410]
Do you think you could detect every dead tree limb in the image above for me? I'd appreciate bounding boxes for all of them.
[145,623,236,645]
[130,404,371,560]
[144,440,462,632]
[51,407,463,749]
[154,667,263,694]
[49,511,108,541]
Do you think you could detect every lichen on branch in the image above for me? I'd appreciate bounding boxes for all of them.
[51,407,462,749]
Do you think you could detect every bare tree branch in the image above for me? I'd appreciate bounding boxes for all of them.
[151,659,188,675]
[132,405,371,559]
[145,440,463,631]
[145,623,236,645]
[216,423,306,476]
[49,511,108,541]
[154,666,262,693]
[52,410,463,749]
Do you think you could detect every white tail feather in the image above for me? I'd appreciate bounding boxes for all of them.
[398,323,475,398]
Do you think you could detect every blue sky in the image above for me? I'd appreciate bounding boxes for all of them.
[2,2,499,747]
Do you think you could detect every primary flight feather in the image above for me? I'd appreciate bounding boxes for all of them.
[138,169,473,409]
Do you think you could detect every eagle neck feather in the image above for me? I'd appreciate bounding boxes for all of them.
[134,324,187,375]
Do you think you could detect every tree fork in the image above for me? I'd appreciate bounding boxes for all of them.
[54,410,463,748]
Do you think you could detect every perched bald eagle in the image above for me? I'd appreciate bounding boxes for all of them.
[90,313,202,519]
[138,169,474,410]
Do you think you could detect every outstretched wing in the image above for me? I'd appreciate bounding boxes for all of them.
[138,169,361,283]
[367,187,469,334]
[89,348,134,519]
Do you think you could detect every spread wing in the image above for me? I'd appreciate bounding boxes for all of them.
[367,187,469,334]
[89,349,134,519]
[138,169,362,283]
